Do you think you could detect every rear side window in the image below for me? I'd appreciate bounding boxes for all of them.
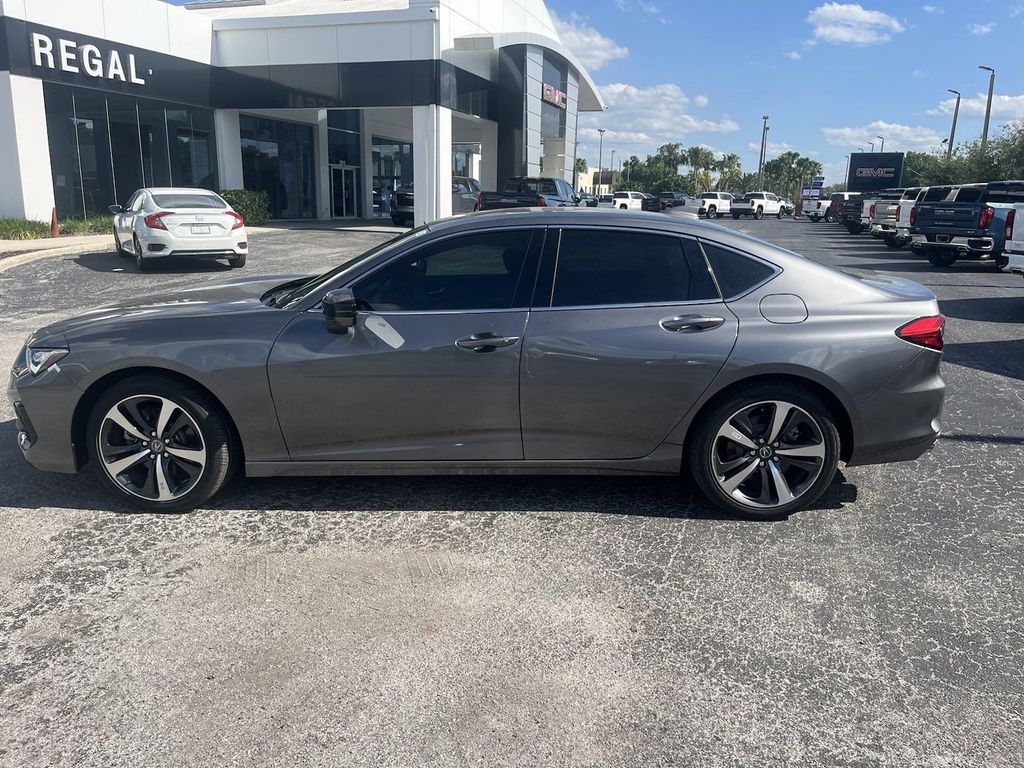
[551,230,719,307]
[614,192,628,199]
[983,183,1024,204]
[700,241,777,299]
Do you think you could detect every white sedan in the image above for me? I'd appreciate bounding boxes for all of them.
[110,188,249,271]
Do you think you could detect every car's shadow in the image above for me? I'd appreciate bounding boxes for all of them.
[943,338,1024,381]
[939,296,1024,323]
[71,251,235,275]
[0,420,857,521]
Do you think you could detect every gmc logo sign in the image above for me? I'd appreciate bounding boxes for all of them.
[542,83,567,109]
[856,168,896,178]
[30,32,148,85]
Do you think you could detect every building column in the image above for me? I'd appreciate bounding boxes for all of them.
[479,119,498,193]
[412,104,453,226]
[213,110,244,190]
[0,73,55,221]
[316,110,331,220]
[360,111,373,220]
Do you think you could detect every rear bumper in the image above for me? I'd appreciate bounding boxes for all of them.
[847,349,945,467]
[870,223,898,236]
[911,234,995,256]
[140,229,248,259]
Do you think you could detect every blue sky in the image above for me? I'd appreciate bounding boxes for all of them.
[163,0,1024,184]
[549,1,1024,182]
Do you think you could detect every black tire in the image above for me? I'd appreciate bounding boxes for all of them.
[732,213,741,220]
[706,206,716,219]
[134,236,151,272]
[927,249,958,267]
[995,252,1009,270]
[754,206,764,220]
[884,235,907,250]
[228,253,247,268]
[86,375,234,513]
[113,228,129,257]
[776,207,785,219]
[620,204,628,210]
[689,382,841,519]
[810,216,820,223]
[846,224,864,235]
[825,211,836,223]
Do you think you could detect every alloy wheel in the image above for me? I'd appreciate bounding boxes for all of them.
[97,395,207,502]
[711,400,826,510]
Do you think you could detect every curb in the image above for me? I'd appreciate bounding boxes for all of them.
[0,242,114,275]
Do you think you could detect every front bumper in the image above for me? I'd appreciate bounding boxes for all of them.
[911,234,995,256]
[8,365,82,474]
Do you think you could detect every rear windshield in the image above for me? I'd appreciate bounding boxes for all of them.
[151,193,226,209]
[983,183,1024,204]
[503,179,558,196]
[700,193,717,200]
[922,187,955,202]
[954,186,984,203]
[742,193,763,200]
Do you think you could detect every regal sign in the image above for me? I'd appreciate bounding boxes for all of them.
[30,32,148,85]
[542,82,566,109]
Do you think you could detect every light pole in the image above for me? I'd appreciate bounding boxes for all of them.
[843,154,850,187]
[946,88,961,160]
[595,128,606,196]
[610,149,616,187]
[857,147,863,152]
[756,115,769,192]
[876,135,885,152]
[868,141,875,152]
[979,66,995,150]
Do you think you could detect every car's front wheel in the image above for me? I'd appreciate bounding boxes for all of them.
[87,376,234,513]
[689,383,840,519]
[776,208,785,219]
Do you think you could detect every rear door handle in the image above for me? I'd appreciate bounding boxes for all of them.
[660,315,726,333]
[455,333,521,352]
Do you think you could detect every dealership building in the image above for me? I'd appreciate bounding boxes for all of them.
[0,0,603,225]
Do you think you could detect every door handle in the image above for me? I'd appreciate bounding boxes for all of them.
[659,315,726,333]
[455,333,521,352]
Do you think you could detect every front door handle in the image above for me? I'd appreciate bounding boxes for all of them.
[660,315,726,333]
[455,333,521,352]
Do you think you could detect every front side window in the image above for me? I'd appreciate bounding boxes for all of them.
[700,241,778,299]
[550,230,719,308]
[353,230,535,312]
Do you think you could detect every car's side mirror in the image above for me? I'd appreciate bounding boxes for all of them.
[108,205,123,214]
[322,288,357,334]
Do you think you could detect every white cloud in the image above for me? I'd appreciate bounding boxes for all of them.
[968,22,994,34]
[577,83,740,161]
[611,0,669,24]
[912,69,926,78]
[747,140,796,159]
[550,11,628,71]
[822,121,945,151]
[807,3,905,45]
[921,4,943,13]
[930,92,1024,121]
[693,94,709,107]
[785,50,802,60]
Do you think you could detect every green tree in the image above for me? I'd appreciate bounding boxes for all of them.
[714,153,743,192]
[684,146,716,192]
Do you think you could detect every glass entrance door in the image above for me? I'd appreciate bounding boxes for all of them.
[330,165,360,218]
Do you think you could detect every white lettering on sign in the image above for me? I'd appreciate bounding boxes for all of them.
[542,83,567,109]
[29,32,146,85]
[856,168,896,178]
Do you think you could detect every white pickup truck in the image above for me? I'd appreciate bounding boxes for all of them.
[802,196,831,222]
[695,192,734,218]
[1006,203,1024,276]
[893,187,926,248]
[731,192,785,219]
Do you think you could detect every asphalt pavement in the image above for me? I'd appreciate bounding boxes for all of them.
[1,217,1022,767]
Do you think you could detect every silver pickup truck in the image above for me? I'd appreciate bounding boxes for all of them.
[867,188,908,245]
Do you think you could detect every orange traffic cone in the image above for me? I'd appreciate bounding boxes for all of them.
[50,207,59,238]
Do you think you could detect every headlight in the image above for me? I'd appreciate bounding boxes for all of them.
[26,347,69,376]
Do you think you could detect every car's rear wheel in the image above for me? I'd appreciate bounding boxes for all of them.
[228,253,246,268]
[810,216,820,222]
[995,252,1009,270]
[706,205,716,219]
[732,212,740,220]
[620,204,628,210]
[133,235,152,272]
[927,249,958,267]
[754,206,764,220]
[87,376,233,513]
[884,235,907,249]
[689,384,840,519]
[825,211,836,223]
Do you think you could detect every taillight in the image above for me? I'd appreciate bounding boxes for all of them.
[227,211,244,230]
[910,206,917,226]
[979,206,995,229]
[1006,209,1016,240]
[144,211,172,230]
[535,196,547,207]
[895,205,901,221]
[475,193,483,211]
[869,204,876,218]
[896,316,945,351]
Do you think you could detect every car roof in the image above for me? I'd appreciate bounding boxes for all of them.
[426,208,714,238]
[144,187,219,196]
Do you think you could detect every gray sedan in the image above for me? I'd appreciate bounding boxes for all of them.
[9,210,945,518]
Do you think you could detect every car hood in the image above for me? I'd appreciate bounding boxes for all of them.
[29,273,310,347]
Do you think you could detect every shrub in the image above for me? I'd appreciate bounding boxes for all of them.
[0,218,50,240]
[59,216,114,236]
[219,189,270,227]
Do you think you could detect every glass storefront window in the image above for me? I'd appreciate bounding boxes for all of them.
[239,115,317,219]
[371,137,413,218]
[42,83,218,218]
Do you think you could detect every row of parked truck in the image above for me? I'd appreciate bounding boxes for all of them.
[808,182,1024,273]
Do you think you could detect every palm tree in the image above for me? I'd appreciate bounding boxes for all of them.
[739,172,759,192]
[685,146,716,192]
[715,153,743,191]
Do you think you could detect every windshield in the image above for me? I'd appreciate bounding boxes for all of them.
[276,225,430,308]
[152,193,226,209]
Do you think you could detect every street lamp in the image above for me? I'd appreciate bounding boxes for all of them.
[979,66,995,150]
[843,154,850,187]
[595,128,606,196]
[876,135,885,152]
[857,147,864,152]
[610,149,616,186]
[868,141,875,152]
[757,115,769,192]
[946,88,961,160]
